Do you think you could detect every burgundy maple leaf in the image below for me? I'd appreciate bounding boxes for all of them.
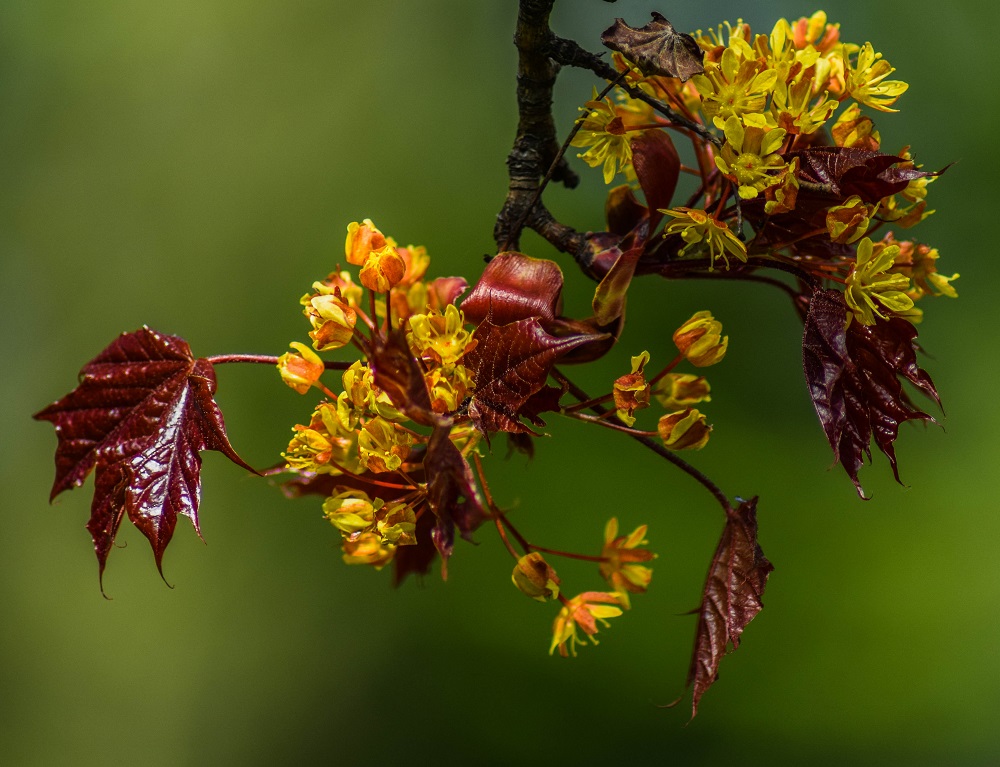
[683,498,773,718]
[794,147,942,204]
[802,289,939,497]
[34,327,255,588]
[465,317,600,436]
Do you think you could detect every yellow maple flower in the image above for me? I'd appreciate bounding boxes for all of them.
[714,114,787,200]
[276,342,325,395]
[844,42,908,112]
[549,592,623,657]
[693,39,778,128]
[599,518,655,609]
[613,350,651,427]
[570,89,636,184]
[844,237,914,325]
[660,207,747,271]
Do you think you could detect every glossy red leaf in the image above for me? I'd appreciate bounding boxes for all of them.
[802,289,939,497]
[685,497,773,718]
[601,13,704,81]
[465,316,601,436]
[461,252,563,327]
[630,128,680,232]
[34,327,255,587]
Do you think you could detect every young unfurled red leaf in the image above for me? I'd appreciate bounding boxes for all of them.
[592,246,643,327]
[465,317,603,436]
[462,252,564,327]
[33,327,255,587]
[630,128,680,232]
[424,425,488,570]
[684,498,773,718]
[794,147,943,205]
[370,327,445,427]
[601,13,704,81]
[802,289,939,497]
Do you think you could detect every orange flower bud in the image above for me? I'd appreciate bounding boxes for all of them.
[512,553,561,602]
[345,219,387,266]
[672,311,728,367]
[359,246,407,293]
[276,342,325,395]
[657,408,711,450]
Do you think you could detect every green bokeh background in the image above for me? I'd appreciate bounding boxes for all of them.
[3,1,995,763]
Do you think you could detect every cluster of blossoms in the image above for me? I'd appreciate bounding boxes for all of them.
[274,218,732,655]
[35,8,955,718]
[573,10,956,326]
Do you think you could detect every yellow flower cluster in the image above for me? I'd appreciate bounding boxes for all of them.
[280,218,481,570]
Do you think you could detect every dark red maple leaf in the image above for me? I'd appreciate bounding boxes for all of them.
[802,289,939,497]
[34,326,255,588]
[683,498,773,718]
[462,251,608,435]
[794,146,942,204]
[465,317,601,436]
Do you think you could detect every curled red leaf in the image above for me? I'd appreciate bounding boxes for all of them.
[601,13,705,81]
[33,327,255,588]
[802,289,939,496]
[461,252,564,327]
[684,498,773,718]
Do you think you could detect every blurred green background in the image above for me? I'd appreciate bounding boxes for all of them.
[3,1,995,764]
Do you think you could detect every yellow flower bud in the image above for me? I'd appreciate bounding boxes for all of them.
[654,373,711,410]
[672,311,728,367]
[657,408,711,450]
[276,342,325,395]
[342,532,395,569]
[512,553,561,602]
[323,491,378,537]
[359,246,407,293]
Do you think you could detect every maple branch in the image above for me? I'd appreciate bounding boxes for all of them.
[206,354,351,371]
[495,0,601,272]
[552,366,730,513]
[546,35,719,145]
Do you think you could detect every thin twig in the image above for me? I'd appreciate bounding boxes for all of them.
[551,366,730,513]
